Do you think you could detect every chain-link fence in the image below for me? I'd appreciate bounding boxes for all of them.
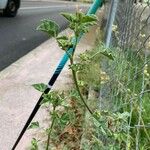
[99,0,150,149]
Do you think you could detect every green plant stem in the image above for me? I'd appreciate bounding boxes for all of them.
[69,52,93,115]
[46,106,56,150]
[69,35,93,115]
[72,69,93,115]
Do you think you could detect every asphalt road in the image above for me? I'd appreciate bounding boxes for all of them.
[0,0,87,71]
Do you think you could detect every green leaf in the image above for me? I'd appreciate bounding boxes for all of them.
[41,93,52,105]
[30,138,39,150]
[61,13,76,22]
[57,36,68,40]
[81,14,98,24]
[100,51,114,60]
[61,101,70,107]
[61,12,97,35]
[28,121,40,129]
[60,113,70,125]
[32,83,48,92]
[41,91,64,106]
[100,126,107,135]
[56,36,73,50]
[37,19,59,37]
[93,118,101,127]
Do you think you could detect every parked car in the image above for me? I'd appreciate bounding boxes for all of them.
[0,0,20,17]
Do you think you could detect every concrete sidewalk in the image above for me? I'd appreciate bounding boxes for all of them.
[0,27,97,149]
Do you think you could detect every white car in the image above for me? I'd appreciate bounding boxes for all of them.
[0,0,20,17]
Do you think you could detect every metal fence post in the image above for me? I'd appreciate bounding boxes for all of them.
[105,0,118,48]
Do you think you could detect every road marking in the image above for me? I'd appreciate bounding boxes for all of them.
[20,5,76,10]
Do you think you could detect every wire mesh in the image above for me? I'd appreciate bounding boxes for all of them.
[99,0,150,149]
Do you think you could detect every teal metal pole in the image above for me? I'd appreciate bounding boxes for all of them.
[87,0,103,14]
[12,1,104,149]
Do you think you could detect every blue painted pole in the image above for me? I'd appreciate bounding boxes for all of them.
[12,0,103,149]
